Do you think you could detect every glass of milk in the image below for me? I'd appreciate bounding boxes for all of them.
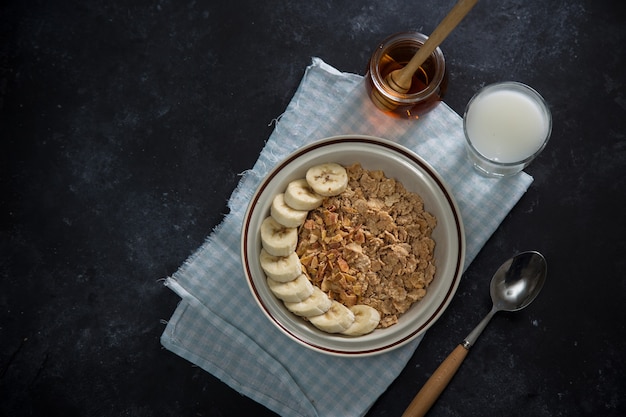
[463,82,552,177]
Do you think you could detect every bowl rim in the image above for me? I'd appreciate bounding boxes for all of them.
[241,134,465,356]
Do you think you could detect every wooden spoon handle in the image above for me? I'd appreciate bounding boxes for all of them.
[397,0,479,86]
[401,344,469,417]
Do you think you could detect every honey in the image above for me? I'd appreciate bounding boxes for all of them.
[366,32,448,119]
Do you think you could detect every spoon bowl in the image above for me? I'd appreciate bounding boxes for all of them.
[401,251,547,417]
[491,250,547,312]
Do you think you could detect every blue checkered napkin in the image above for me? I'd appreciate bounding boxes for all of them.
[160,58,533,417]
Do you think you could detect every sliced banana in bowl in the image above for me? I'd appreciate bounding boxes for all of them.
[342,305,381,336]
[308,301,355,334]
[305,162,349,196]
[283,179,324,211]
[284,286,333,317]
[270,193,309,228]
[259,161,375,337]
[259,250,302,282]
[267,274,314,303]
[260,216,298,257]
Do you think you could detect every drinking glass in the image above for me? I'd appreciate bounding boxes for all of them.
[463,81,552,177]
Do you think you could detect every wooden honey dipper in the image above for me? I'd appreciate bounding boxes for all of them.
[371,0,479,112]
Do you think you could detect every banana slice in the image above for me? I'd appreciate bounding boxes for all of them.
[259,249,302,282]
[267,273,314,303]
[308,300,356,333]
[305,163,348,197]
[341,305,381,336]
[284,286,332,317]
[271,193,309,228]
[283,179,324,211]
[260,216,298,257]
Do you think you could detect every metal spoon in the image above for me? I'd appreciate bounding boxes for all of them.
[402,251,548,417]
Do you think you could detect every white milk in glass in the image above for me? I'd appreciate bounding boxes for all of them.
[463,82,551,176]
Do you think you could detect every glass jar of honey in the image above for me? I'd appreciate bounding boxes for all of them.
[365,32,448,119]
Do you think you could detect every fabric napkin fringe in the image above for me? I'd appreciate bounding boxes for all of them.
[161,293,318,417]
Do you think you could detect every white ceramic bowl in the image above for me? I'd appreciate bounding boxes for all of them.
[241,135,465,356]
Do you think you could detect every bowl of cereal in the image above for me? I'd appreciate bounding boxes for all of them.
[241,135,465,356]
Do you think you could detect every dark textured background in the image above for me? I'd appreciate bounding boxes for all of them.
[2,0,625,416]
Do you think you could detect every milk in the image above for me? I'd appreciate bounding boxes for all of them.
[465,88,550,163]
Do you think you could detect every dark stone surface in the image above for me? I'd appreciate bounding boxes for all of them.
[1,0,625,416]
